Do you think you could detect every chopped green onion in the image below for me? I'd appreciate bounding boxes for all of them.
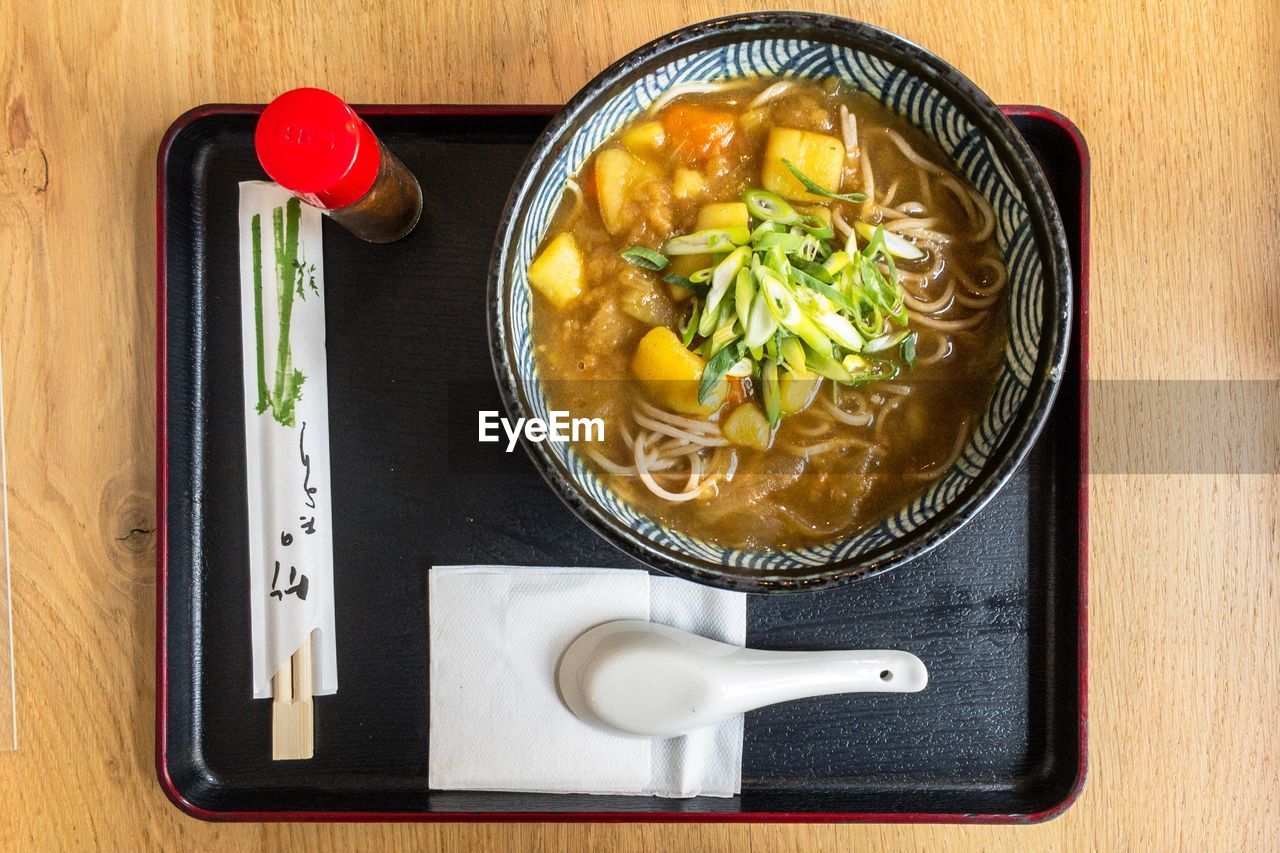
[733,268,755,335]
[812,311,866,353]
[796,235,822,262]
[857,222,883,258]
[750,220,781,241]
[761,359,782,426]
[823,251,851,277]
[743,290,778,349]
[780,312,833,357]
[847,288,885,337]
[700,246,750,335]
[754,231,806,253]
[699,339,746,404]
[803,345,854,382]
[767,329,783,361]
[864,328,910,353]
[663,272,710,296]
[663,227,750,255]
[792,265,858,315]
[857,258,905,321]
[743,189,800,224]
[854,220,924,260]
[797,214,835,239]
[643,169,925,421]
[757,269,801,326]
[695,300,727,350]
[760,244,788,276]
[796,259,834,284]
[620,246,669,270]
[712,227,751,250]
[779,336,807,377]
[710,319,740,353]
[900,330,918,368]
[681,301,702,346]
[781,158,868,204]
[764,338,777,362]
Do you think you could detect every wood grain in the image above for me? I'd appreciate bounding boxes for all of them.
[1,0,1278,849]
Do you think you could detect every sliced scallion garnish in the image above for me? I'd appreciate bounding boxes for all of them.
[751,220,782,241]
[822,251,851,277]
[791,265,857,315]
[779,336,807,377]
[802,344,854,382]
[663,272,710,296]
[620,245,669,270]
[733,268,755,335]
[742,189,799,224]
[854,220,924,260]
[781,158,868,204]
[797,214,836,239]
[699,339,746,404]
[743,289,778,349]
[812,311,866,353]
[900,330,918,368]
[864,328,911,353]
[681,301,702,347]
[700,246,750,336]
[761,359,782,426]
[754,231,806,254]
[656,173,924,421]
[663,227,750,256]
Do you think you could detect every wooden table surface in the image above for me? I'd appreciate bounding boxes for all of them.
[2,0,1278,849]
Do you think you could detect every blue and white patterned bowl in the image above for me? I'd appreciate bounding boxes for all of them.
[488,13,1071,592]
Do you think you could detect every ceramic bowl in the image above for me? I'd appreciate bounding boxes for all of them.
[488,12,1072,592]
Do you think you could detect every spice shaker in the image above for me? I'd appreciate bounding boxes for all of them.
[255,88,422,243]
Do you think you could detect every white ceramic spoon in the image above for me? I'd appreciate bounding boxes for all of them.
[557,620,928,738]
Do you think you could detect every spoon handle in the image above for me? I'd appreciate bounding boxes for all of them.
[719,648,928,713]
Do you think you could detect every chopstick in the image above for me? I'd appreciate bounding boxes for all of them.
[271,634,314,760]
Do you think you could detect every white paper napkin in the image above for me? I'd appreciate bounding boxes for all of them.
[428,566,746,797]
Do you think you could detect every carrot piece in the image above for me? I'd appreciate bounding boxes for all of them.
[723,375,748,407]
[661,104,737,163]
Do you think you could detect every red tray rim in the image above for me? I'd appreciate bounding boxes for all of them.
[155,103,1090,824]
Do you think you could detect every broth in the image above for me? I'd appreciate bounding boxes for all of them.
[527,77,1007,550]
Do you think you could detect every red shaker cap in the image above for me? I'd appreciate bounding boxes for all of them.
[255,88,380,209]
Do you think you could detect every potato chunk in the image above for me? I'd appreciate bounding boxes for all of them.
[527,232,584,309]
[695,202,749,231]
[779,375,821,415]
[722,402,774,451]
[631,327,725,416]
[622,121,666,155]
[761,127,845,202]
[672,167,705,200]
[595,147,656,234]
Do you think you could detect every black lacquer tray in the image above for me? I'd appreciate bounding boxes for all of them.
[157,105,1089,822]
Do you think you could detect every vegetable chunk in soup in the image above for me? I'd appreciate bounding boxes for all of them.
[527,76,1008,550]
